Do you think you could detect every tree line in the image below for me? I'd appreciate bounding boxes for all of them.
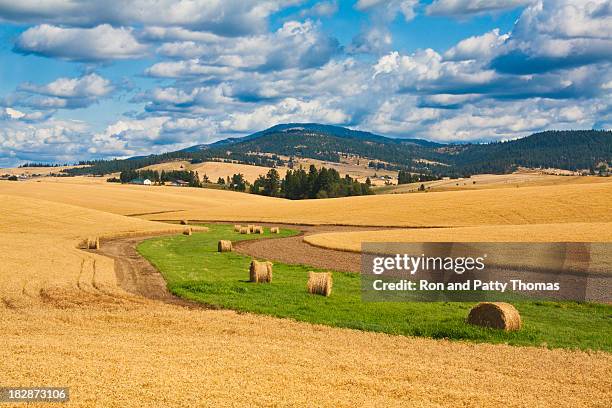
[115,169,202,187]
[397,170,441,184]
[250,165,372,199]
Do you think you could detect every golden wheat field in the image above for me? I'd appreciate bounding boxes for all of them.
[378,171,610,194]
[1,180,612,406]
[2,178,612,227]
[304,222,612,252]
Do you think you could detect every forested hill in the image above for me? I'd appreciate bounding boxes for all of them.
[64,126,611,177]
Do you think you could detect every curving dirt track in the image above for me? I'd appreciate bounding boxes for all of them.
[95,235,201,307]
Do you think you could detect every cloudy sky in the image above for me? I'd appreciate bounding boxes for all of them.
[0,0,611,166]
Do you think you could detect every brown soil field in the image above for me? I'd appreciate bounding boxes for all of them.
[1,181,611,406]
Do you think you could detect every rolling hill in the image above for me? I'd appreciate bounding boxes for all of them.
[64,125,612,177]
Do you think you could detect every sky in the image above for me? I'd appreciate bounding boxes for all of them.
[0,0,611,166]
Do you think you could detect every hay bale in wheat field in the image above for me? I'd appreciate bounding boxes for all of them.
[183,227,192,236]
[248,224,255,233]
[307,272,333,296]
[249,260,273,283]
[87,237,100,250]
[218,240,233,252]
[180,220,189,225]
[240,227,250,234]
[270,227,280,234]
[467,302,521,331]
[234,224,241,232]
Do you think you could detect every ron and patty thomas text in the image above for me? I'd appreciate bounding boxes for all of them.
[369,254,560,293]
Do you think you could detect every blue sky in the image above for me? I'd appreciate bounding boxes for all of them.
[0,0,610,166]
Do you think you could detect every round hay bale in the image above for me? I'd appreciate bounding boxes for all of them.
[249,260,273,283]
[218,240,233,252]
[183,227,192,236]
[87,237,100,250]
[270,227,280,234]
[180,220,189,225]
[467,302,521,331]
[240,227,250,234]
[307,272,333,296]
[234,224,241,232]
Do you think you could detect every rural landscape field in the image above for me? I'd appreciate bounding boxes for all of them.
[1,0,612,406]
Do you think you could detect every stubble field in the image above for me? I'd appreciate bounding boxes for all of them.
[1,178,611,406]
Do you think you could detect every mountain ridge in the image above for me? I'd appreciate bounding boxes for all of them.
[65,124,612,177]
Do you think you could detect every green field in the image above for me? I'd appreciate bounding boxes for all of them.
[138,224,612,351]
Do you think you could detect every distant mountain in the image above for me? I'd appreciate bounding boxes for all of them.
[181,123,442,152]
[66,124,611,177]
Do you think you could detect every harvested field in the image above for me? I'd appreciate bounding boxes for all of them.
[304,222,612,253]
[2,178,612,227]
[376,171,609,194]
[1,181,611,406]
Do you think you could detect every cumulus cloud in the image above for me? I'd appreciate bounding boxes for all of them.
[444,29,509,61]
[221,97,350,133]
[0,116,90,165]
[15,24,148,61]
[350,0,418,55]
[148,20,340,74]
[11,73,113,109]
[0,0,302,36]
[298,1,339,18]
[426,0,532,17]
[490,0,612,74]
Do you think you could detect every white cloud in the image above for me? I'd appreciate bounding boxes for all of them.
[221,98,350,133]
[490,0,612,74]
[15,24,148,61]
[298,1,339,18]
[0,1,302,36]
[20,74,113,99]
[146,59,235,78]
[355,0,418,21]
[350,0,418,54]
[156,41,208,59]
[444,29,509,61]
[426,0,532,17]
[11,73,113,110]
[148,20,340,74]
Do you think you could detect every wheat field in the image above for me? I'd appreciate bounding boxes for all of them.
[304,222,612,252]
[2,178,611,227]
[1,180,611,406]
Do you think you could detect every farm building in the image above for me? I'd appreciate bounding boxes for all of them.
[129,178,152,185]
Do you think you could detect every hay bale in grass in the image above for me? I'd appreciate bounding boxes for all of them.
[240,227,250,234]
[87,237,100,250]
[180,220,189,225]
[270,227,280,234]
[249,260,273,283]
[248,224,255,233]
[234,224,241,232]
[467,302,521,331]
[183,227,192,236]
[254,226,264,234]
[307,272,333,296]
[218,240,233,252]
